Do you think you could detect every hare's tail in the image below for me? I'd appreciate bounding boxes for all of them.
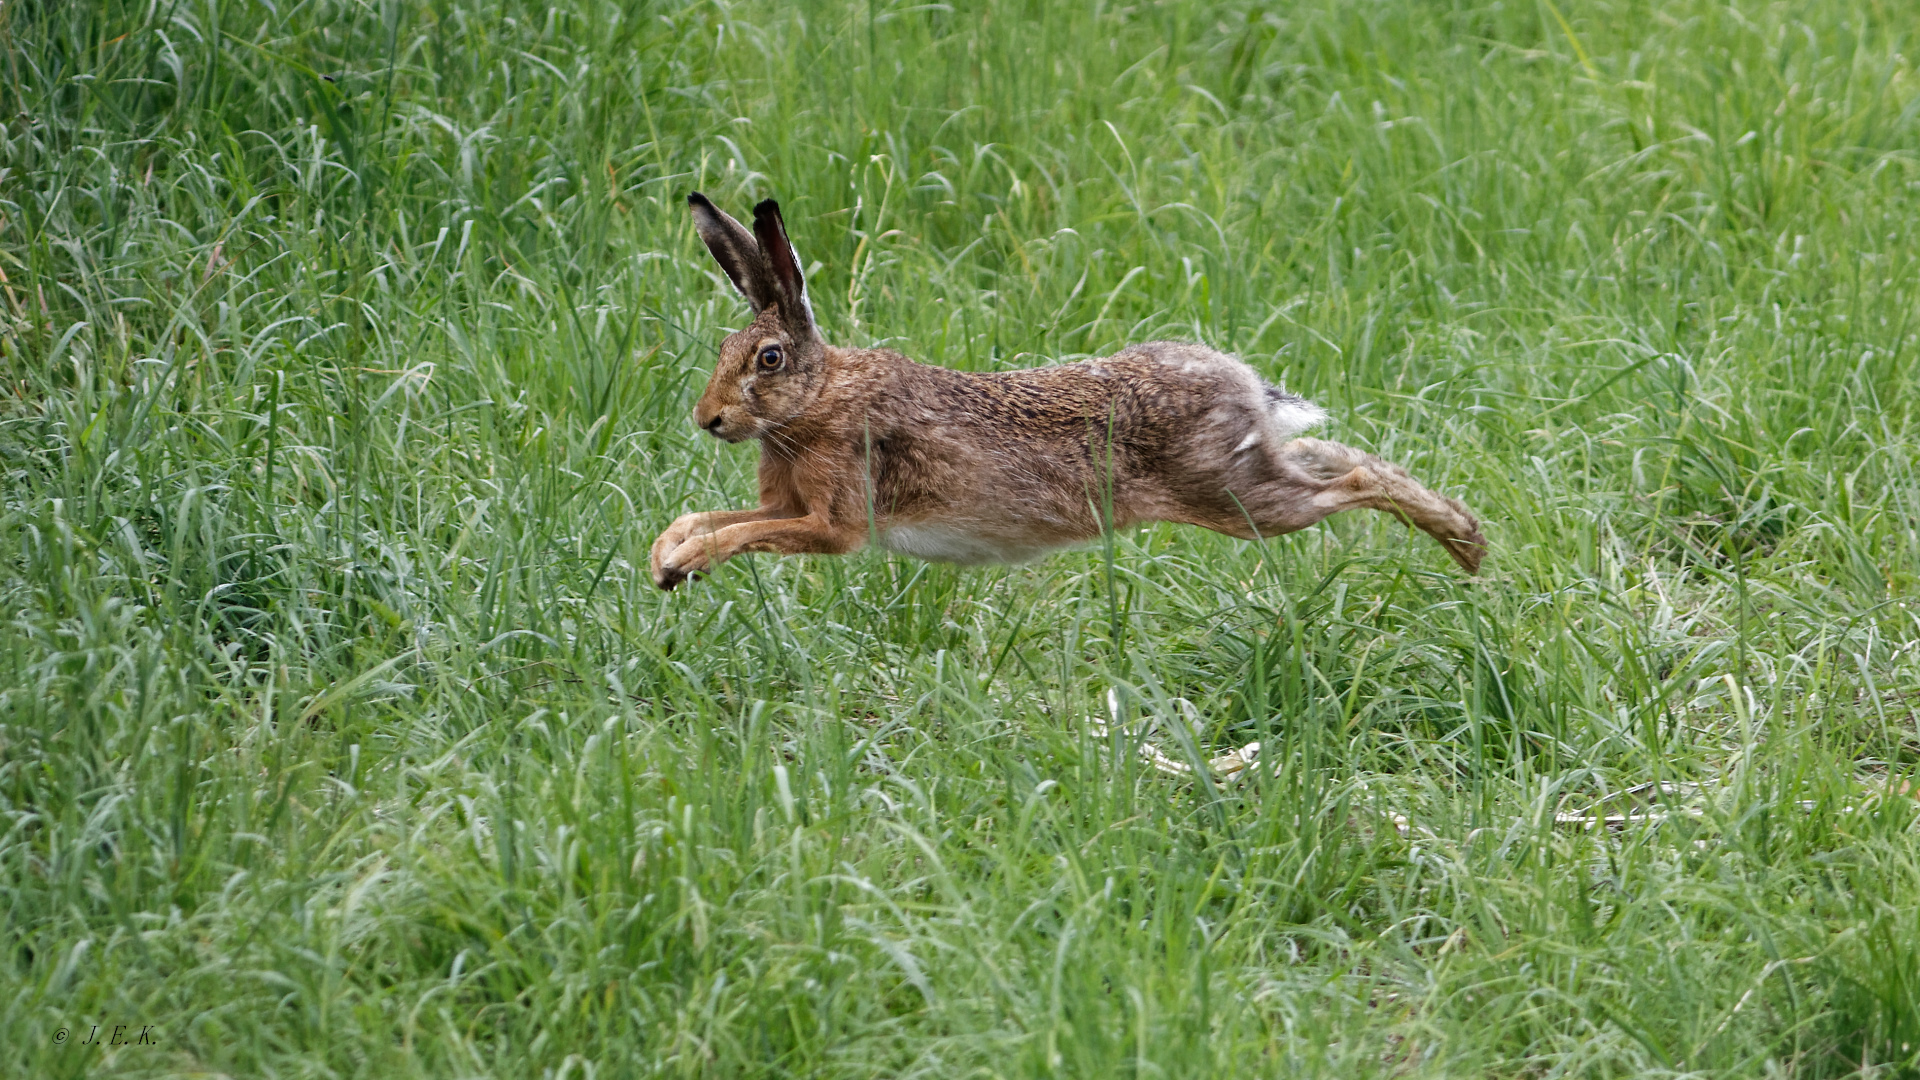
[1261,383,1327,440]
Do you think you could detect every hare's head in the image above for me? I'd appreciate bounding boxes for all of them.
[687,194,826,442]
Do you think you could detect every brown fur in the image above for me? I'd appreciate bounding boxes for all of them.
[651,195,1487,589]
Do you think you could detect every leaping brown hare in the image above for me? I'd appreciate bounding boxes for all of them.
[649,194,1486,590]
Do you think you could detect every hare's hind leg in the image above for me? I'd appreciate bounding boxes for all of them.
[1244,438,1487,572]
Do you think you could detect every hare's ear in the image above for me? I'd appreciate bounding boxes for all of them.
[688,193,778,311]
[751,199,817,339]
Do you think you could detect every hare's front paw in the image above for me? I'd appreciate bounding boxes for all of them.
[654,535,723,591]
[651,546,686,591]
[650,514,713,590]
[654,560,697,591]
[651,529,693,591]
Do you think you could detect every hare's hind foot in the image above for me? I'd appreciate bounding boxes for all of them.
[1237,438,1487,573]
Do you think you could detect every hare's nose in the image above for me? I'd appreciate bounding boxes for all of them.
[703,415,725,434]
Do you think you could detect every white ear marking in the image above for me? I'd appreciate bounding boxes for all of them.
[788,239,815,325]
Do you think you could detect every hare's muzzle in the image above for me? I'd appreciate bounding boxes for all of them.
[694,405,753,442]
[692,399,730,439]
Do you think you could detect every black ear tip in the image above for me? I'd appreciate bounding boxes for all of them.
[752,198,783,225]
[687,191,712,209]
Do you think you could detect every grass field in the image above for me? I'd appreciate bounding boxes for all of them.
[7,0,1920,1075]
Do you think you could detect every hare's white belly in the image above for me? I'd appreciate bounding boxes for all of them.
[878,524,1060,565]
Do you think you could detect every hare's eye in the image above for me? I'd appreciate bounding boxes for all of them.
[756,346,783,372]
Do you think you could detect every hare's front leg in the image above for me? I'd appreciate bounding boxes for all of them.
[656,513,867,590]
[650,507,791,588]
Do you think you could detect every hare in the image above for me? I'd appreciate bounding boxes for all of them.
[650,193,1486,590]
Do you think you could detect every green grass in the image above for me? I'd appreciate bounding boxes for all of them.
[5,0,1920,1075]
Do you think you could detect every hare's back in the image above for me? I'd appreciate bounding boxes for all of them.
[864,343,1324,559]
[967,342,1322,444]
